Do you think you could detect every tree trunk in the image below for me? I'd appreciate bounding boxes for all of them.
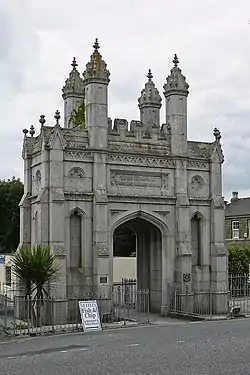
[36,286,43,327]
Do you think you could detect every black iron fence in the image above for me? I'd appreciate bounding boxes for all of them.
[2,275,250,334]
[169,285,228,317]
[169,275,250,318]
[228,274,250,297]
[0,287,150,336]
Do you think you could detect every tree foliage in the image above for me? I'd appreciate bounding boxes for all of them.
[12,244,59,299]
[228,244,250,275]
[0,177,24,254]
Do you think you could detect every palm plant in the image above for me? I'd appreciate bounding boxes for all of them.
[30,244,59,300]
[11,246,34,299]
[12,244,59,324]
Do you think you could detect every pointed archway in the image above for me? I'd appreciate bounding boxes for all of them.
[112,215,163,313]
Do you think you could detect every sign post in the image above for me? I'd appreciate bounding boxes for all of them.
[78,300,102,332]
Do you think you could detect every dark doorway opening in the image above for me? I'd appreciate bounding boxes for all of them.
[113,217,162,313]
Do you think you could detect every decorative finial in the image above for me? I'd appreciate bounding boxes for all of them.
[83,38,110,84]
[54,110,61,125]
[29,125,35,137]
[71,57,78,69]
[147,69,153,81]
[22,128,28,136]
[93,38,100,51]
[39,115,46,126]
[173,54,179,68]
[213,127,221,142]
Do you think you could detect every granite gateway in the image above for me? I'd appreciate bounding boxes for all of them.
[19,39,227,315]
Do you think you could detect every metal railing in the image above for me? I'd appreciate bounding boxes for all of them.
[169,285,228,318]
[3,275,250,333]
[228,275,250,316]
[228,274,250,297]
[0,288,150,336]
[169,275,250,318]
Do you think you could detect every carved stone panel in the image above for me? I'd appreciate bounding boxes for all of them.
[190,175,204,191]
[187,160,209,170]
[109,142,171,155]
[65,192,93,201]
[108,154,175,168]
[213,195,225,209]
[66,167,85,192]
[96,243,109,257]
[53,244,66,256]
[178,242,192,256]
[110,170,168,190]
[65,151,92,161]
[69,167,85,178]
[188,172,209,198]
[214,242,228,256]
[94,188,107,203]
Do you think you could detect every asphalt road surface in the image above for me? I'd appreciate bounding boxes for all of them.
[1,319,250,374]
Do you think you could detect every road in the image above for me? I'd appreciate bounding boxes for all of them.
[0,319,250,374]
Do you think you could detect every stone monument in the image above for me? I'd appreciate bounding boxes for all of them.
[19,39,227,315]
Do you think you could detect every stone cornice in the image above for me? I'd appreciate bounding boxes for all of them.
[107,194,176,204]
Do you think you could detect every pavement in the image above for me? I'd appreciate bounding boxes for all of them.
[0,318,250,374]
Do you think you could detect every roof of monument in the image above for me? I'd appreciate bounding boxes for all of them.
[187,141,212,159]
[21,109,223,162]
[22,123,220,162]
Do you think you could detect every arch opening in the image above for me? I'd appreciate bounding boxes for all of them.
[113,216,163,313]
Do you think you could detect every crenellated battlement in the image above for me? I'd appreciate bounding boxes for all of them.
[108,118,171,153]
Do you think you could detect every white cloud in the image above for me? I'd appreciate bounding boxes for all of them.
[0,0,250,199]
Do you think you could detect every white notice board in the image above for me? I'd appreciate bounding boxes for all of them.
[78,300,102,332]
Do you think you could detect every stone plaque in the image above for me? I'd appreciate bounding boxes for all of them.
[96,243,109,257]
[183,273,191,283]
[110,171,168,189]
[53,244,66,256]
[100,276,108,284]
[214,242,228,256]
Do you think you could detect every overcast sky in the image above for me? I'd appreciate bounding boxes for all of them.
[0,0,250,200]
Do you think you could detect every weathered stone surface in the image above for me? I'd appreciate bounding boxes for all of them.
[19,41,227,314]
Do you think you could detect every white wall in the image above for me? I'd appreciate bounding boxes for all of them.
[113,257,137,282]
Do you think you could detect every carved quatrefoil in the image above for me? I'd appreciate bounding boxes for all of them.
[69,167,85,178]
[190,175,204,191]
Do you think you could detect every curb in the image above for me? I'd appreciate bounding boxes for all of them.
[1,315,247,344]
